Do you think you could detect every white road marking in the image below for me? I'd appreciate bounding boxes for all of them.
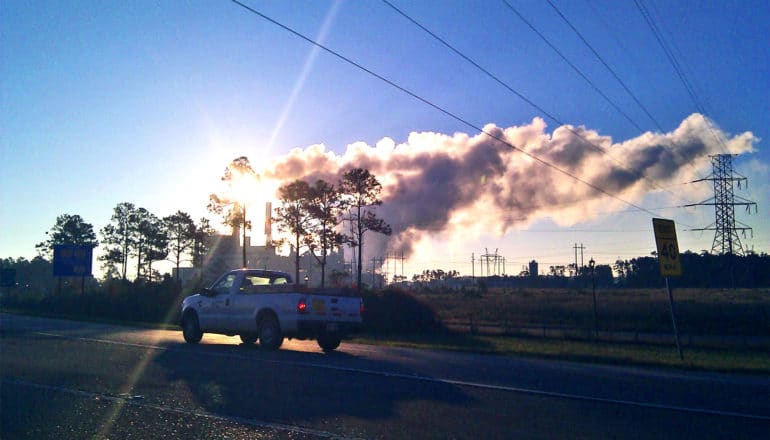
[25,329,770,422]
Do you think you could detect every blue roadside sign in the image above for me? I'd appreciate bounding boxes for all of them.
[53,244,93,277]
[0,268,15,287]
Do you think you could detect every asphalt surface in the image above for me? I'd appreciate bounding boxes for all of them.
[1,313,768,439]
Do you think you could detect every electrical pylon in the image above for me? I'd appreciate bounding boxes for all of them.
[685,154,757,255]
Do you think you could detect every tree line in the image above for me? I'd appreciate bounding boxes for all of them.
[406,250,770,289]
[207,157,392,291]
[10,157,393,292]
[613,252,770,288]
[34,209,215,283]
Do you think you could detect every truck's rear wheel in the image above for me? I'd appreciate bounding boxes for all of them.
[317,333,342,352]
[182,313,203,344]
[258,315,283,350]
[239,333,258,345]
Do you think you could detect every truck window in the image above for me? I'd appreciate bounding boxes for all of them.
[211,273,236,296]
[241,275,271,293]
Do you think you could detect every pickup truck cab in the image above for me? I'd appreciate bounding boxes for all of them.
[180,269,363,351]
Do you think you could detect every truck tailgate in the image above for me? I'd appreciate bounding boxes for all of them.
[305,295,361,322]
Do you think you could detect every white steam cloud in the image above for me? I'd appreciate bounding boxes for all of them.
[260,114,757,259]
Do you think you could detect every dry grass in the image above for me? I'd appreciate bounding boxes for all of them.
[413,287,770,336]
[353,332,770,374]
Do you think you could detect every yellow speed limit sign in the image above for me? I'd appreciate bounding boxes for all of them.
[652,218,682,277]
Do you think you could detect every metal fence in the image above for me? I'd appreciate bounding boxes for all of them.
[441,318,769,350]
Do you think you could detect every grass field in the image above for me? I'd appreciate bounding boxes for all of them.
[356,286,770,373]
[351,332,770,374]
[409,287,770,336]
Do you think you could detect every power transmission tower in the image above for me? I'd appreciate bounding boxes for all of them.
[480,248,505,276]
[685,154,757,255]
[385,252,405,283]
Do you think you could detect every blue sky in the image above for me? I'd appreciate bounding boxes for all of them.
[1,0,768,277]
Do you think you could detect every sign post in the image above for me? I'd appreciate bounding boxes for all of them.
[652,218,684,360]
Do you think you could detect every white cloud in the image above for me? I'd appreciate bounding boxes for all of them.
[256,113,761,259]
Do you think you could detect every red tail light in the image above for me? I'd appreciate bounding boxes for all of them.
[359,299,365,315]
[297,298,307,314]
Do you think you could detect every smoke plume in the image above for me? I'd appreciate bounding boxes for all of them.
[260,114,757,259]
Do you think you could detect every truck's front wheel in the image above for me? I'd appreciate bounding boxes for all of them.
[182,313,203,344]
[258,314,283,351]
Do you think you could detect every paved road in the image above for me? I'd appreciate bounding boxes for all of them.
[1,313,768,439]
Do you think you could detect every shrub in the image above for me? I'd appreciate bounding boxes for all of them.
[362,288,444,333]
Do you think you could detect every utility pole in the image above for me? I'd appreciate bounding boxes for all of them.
[573,243,586,277]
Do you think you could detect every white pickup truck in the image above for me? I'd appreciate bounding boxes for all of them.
[179,269,363,351]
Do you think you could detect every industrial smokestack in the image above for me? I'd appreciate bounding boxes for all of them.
[265,201,272,246]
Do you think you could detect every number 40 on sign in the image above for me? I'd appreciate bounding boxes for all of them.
[652,218,682,277]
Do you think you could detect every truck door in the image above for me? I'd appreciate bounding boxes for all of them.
[229,272,272,331]
[204,272,238,330]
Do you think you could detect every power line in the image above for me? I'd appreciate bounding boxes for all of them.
[644,0,716,118]
[379,0,698,212]
[632,0,729,155]
[542,0,707,182]
[633,0,702,114]
[229,0,664,220]
[544,0,663,130]
[501,0,645,133]
[506,0,707,183]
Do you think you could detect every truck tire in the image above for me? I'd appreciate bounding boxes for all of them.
[182,312,203,344]
[317,333,342,352]
[239,333,258,345]
[258,314,283,351]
